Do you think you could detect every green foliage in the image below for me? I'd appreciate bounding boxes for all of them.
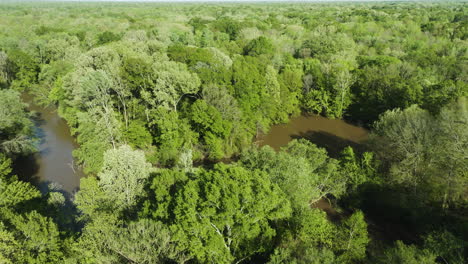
[0,154,64,264]
[148,107,197,166]
[0,2,466,263]
[268,246,336,264]
[142,60,200,111]
[244,36,274,57]
[370,98,468,208]
[96,31,122,46]
[148,164,291,263]
[98,145,151,210]
[292,208,335,248]
[213,17,242,40]
[0,179,41,208]
[6,211,63,263]
[123,120,152,149]
[379,241,436,264]
[424,230,466,264]
[72,111,113,174]
[340,147,377,192]
[241,140,346,210]
[0,89,35,155]
[189,99,232,159]
[71,217,180,264]
[6,49,39,91]
[74,176,112,220]
[0,154,12,179]
[167,45,232,85]
[334,211,369,262]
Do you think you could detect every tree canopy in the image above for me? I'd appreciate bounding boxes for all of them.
[0,1,466,263]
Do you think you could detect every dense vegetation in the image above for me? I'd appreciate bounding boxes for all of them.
[0,1,466,263]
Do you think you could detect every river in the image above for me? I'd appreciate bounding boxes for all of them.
[14,101,367,197]
[259,114,368,156]
[15,95,85,196]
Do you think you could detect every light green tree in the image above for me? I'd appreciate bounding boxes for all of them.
[142,60,200,112]
[71,217,182,264]
[98,145,151,209]
[335,211,369,263]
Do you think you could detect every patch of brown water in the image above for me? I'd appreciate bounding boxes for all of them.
[259,114,369,156]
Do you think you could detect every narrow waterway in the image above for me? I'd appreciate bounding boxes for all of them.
[260,114,369,156]
[15,95,84,196]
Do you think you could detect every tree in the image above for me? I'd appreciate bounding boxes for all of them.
[6,49,39,91]
[202,84,241,122]
[96,31,122,45]
[241,139,347,207]
[98,145,151,209]
[71,217,181,264]
[167,45,232,85]
[433,97,468,208]
[424,230,465,264]
[339,147,377,192]
[71,111,114,174]
[379,241,436,264]
[74,176,113,220]
[0,155,63,264]
[123,120,152,149]
[370,105,433,185]
[189,99,232,159]
[0,89,35,155]
[0,51,9,87]
[213,18,241,40]
[62,68,121,148]
[268,246,336,264]
[370,99,468,208]
[0,178,41,208]
[335,211,369,263]
[142,60,200,112]
[244,36,274,57]
[148,107,197,166]
[350,59,423,123]
[167,164,291,263]
[302,58,330,114]
[331,65,355,118]
[0,211,64,264]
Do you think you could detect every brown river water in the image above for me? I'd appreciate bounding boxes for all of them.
[15,95,85,196]
[259,114,369,156]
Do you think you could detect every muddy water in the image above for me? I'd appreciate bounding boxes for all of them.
[15,95,84,195]
[260,114,368,156]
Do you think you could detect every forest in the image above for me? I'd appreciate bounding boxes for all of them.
[0,1,466,263]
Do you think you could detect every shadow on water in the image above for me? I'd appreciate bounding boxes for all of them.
[291,130,367,158]
[42,180,84,231]
[260,114,369,156]
[12,153,41,185]
[12,111,47,188]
